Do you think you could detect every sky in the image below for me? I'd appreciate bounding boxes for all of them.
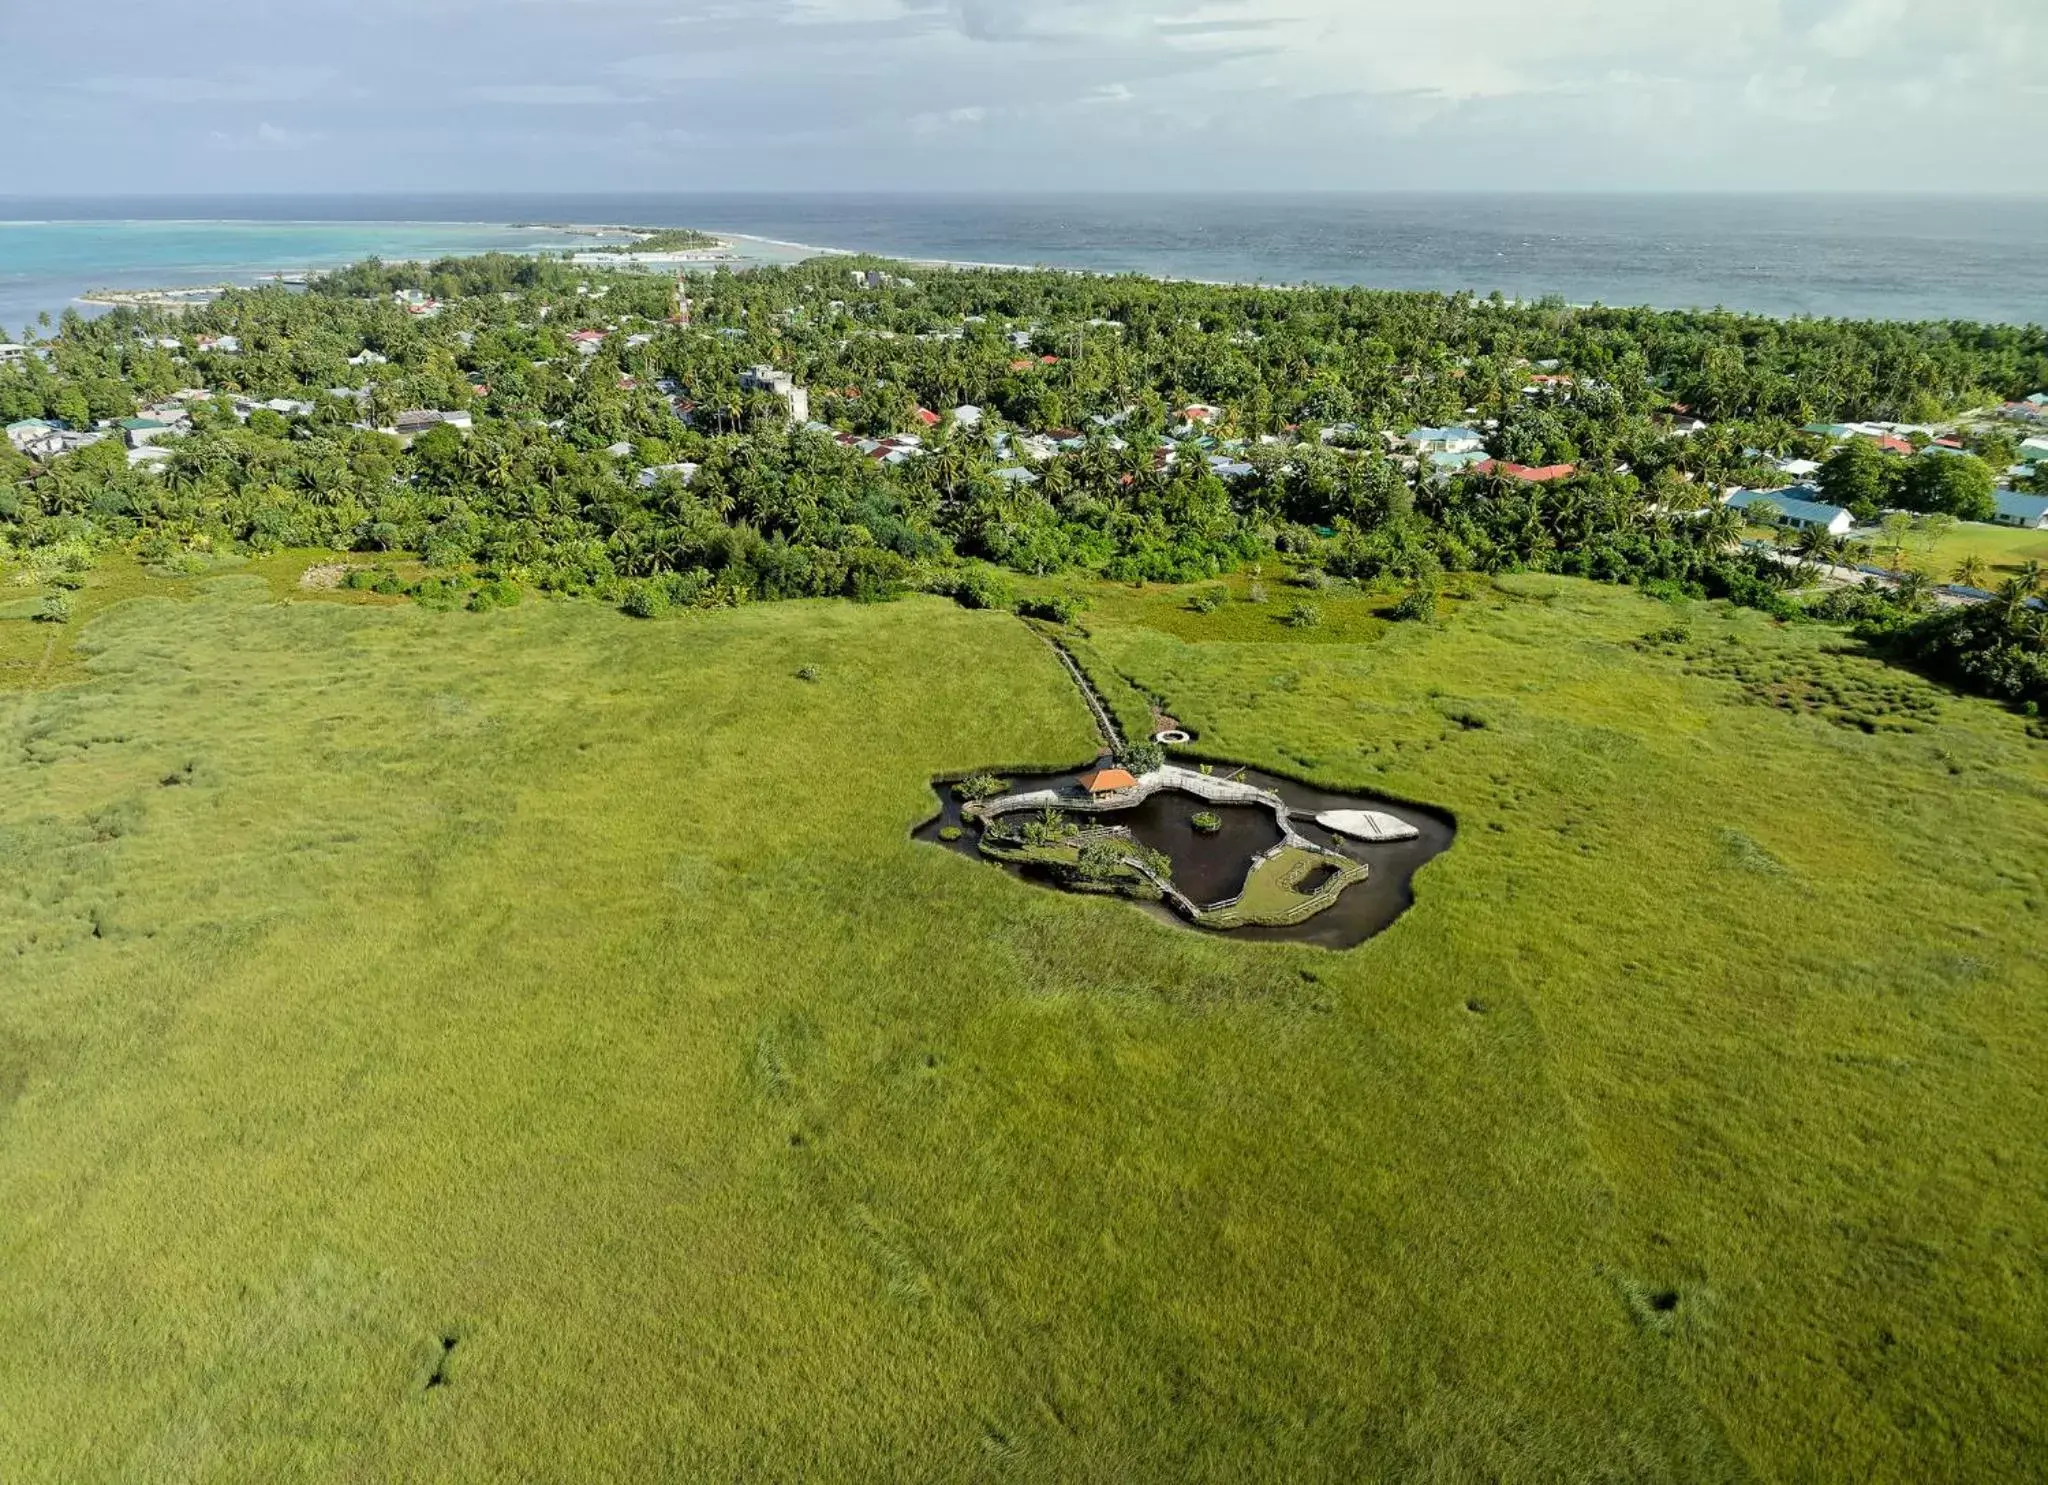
[7,0,2048,194]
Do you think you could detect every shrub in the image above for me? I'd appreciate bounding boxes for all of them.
[937,568,1014,612]
[795,664,821,682]
[412,576,466,612]
[34,592,73,624]
[1188,586,1227,614]
[1191,811,1222,835]
[468,579,522,612]
[1022,809,1075,847]
[135,533,178,566]
[1118,742,1165,774]
[621,581,670,619]
[1391,583,1439,624]
[1245,582,1268,604]
[1016,595,1084,624]
[955,773,1010,802]
[1284,601,1324,629]
[938,825,964,843]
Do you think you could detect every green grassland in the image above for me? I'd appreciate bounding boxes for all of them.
[1903,519,2048,584]
[0,571,2043,1480]
[1199,847,1368,930]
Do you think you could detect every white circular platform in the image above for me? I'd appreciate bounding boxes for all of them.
[1316,809,1421,843]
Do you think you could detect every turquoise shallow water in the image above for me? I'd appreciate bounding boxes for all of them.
[4,193,2047,329]
[0,219,616,331]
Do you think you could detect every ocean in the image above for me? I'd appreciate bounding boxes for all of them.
[2,193,2045,332]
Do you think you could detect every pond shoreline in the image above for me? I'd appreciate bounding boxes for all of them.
[915,621,1455,947]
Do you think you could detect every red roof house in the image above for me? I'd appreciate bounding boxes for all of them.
[1479,461,1578,483]
[1077,767,1139,795]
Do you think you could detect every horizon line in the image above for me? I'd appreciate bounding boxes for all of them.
[4,187,2048,202]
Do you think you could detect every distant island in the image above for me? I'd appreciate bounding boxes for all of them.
[617,227,725,254]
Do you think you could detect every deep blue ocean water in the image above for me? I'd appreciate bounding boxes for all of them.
[2,193,2045,331]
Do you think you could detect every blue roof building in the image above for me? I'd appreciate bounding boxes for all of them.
[1727,487,1855,535]
[1991,491,2048,530]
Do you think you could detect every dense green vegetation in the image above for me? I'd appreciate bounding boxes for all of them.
[4,249,2046,707]
[0,569,2041,1480]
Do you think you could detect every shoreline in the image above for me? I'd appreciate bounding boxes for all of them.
[12,215,2047,329]
[56,223,720,312]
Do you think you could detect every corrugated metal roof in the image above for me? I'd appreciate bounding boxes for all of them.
[1993,491,2048,524]
[1728,488,1851,527]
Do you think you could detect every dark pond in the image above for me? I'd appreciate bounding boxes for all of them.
[1110,795,1283,907]
[913,758,1456,950]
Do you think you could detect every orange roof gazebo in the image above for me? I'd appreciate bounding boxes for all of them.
[1077,767,1139,796]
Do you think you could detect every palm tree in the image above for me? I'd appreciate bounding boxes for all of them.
[1795,525,1843,575]
[2017,559,2046,596]
[1891,570,1931,611]
[1696,503,1744,551]
[1993,578,2034,626]
[1951,553,1988,590]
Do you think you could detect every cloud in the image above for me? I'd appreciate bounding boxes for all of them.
[11,0,2048,191]
[207,121,324,151]
[463,84,642,105]
[80,67,363,104]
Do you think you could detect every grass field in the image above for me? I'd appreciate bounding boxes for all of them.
[1199,846,1367,930]
[1898,519,2048,585]
[0,567,2043,1480]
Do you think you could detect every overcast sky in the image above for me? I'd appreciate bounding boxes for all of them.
[8,0,2047,194]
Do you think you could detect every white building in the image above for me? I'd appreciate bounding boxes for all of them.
[119,418,181,449]
[6,418,56,450]
[390,410,474,439]
[1990,492,2048,530]
[21,429,107,459]
[1403,426,1486,456]
[636,462,701,490]
[1726,487,1855,536]
[740,365,810,425]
